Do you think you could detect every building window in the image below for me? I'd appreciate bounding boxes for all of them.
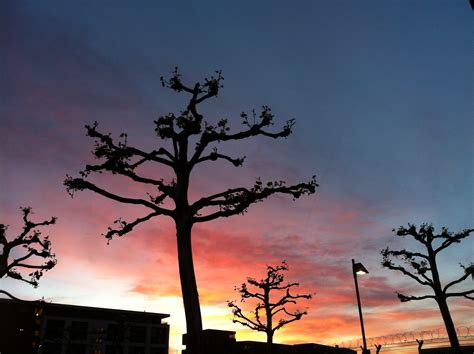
[45,319,65,339]
[150,348,168,354]
[106,323,118,341]
[41,342,63,354]
[106,344,124,354]
[129,325,146,343]
[70,321,89,340]
[150,327,167,344]
[68,343,87,354]
[128,346,146,354]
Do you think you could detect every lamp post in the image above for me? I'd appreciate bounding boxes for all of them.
[352,259,369,354]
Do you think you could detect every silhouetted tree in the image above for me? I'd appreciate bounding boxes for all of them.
[64,69,318,354]
[0,207,57,297]
[416,339,423,354]
[228,261,312,352]
[382,224,473,353]
[374,344,382,353]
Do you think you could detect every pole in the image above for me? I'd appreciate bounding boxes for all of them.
[352,259,368,354]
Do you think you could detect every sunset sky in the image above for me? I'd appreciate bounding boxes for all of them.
[1,1,473,353]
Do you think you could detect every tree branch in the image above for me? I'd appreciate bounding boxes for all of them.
[17,207,56,241]
[236,283,265,302]
[446,289,474,299]
[394,224,431,245]
[1,208,57,289]
[102,211,163,242]
[273,308,307,332]
[8,250,49,269]
[0,289,44,303]
[271,288,312,311]
[434,228,473,254]
[381,253,433,288]
[10,263,52,270]
[64,177,173,216]
[191,106,294,164]
[195,149,245,167]
[85,122,175,168]
[84,166,176,200]
[271,282,300,291]
[397,293,436,302]
[443,265,473,293]
[227,301,264,331]
[384,248,429,260]
[193,177,317,222]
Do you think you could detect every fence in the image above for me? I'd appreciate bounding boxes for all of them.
[335,325,474,350]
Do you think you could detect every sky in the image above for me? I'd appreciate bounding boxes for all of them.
[1,1,473,353]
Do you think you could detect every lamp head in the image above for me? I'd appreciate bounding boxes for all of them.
[353,262,369,275]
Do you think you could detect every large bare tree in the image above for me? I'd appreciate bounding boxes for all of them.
[382,223,473,353]
[64,69,317,354]
[228,261,312,352]
[0,207,57,299]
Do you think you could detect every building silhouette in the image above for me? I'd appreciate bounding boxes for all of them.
[0,298,170,354]
[182,329,356,354]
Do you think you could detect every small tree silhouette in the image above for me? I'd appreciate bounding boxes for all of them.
[416,339,423,354]
[228,261,312,352]
[64,69,317,354]
[381,223,473,353]
[0,207,57,298]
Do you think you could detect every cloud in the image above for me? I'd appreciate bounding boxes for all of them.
[0,2,159,191]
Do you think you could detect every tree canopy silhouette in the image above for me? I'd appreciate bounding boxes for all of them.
[64,68,318,354]
[0,207,57,298]
[228,261,313,351]
[382,223,473,353]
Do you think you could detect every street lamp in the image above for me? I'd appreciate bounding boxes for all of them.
[352,259,369,354]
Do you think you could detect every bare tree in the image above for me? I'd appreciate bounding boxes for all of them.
[228,261,312,352]
[382,223,473,353]
[64,69,317,354]
[0,207,57,298]
[416,339,423,354]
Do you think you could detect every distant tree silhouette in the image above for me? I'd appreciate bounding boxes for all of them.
[416,339,423,354]
[64,68,317,354]
[374,344,382,353]
[0,207,57,298]
[382,224,473,354]
[228,261,312,353]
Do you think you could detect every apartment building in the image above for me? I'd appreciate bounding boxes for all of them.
[0,298,169,354]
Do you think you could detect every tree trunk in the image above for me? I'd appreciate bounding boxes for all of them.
[266,331,273,354]
[427,244,461,354]
[436,296,461,354]
[265,285,273,354]
[266,330,273,344]
[176,221,202,354]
